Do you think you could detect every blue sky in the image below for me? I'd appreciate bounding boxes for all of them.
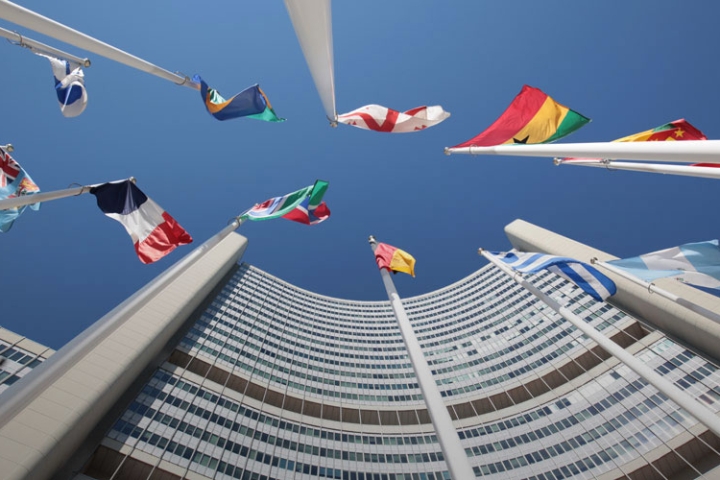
[1,0,719,349]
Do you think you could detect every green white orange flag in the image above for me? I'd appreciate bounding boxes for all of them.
[450,85,590,148]
[375,243,416,277]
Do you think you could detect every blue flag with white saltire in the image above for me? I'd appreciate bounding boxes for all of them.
[608,240,720,291]
[489,251,617,302]
[36,52,88,117]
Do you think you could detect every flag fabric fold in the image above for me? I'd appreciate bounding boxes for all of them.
[488,251,616,302]
[561,119,707,164]
[608,240,720,290]
[194,75,284,122]
[0,146,40,233]
[36,52,88,118]
[375,243,416,277]
[337,104,450,133]
[240,180,330,225]
[451,85,589,148]
[90,180,193,264]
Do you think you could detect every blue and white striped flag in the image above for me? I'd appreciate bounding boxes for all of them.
[608,240,720,291]
[36,52,88,118]
[489,251,617,302]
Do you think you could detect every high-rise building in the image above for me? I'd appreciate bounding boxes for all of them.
[1,220,720,480]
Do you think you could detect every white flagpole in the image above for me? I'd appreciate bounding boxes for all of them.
[444,140,720,164]
[480,247,720,438]
[0,0,198,89]
[0,177,134,211]
[284,0,337,125]
[554,158,720,180]
[368,236,475,480]
[591,258,720,325]
[0,25,90,67]
[0,144,13,152]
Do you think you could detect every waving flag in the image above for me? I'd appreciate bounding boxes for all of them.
[90,180,192,264]
[194,75,284,122]
[241,180,330,225]
[36,53,88,118]
[375,243,416,277]
[608,240,720,291]
[0,146,40,232]
[560,119,707,164]
[614,119,706,143]
[338,104,450,133]
[451,85,589,148]
[488,251,616,302]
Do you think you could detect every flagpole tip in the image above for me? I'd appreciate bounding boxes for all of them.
[129,176,137,184]
[82,58,91,68]
[444,147,451,156]
[553,157,562,166]
[368,235,377,245]
[2,144,13,152]
[477,248,484,255]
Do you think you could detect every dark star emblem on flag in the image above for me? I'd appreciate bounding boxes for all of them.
[513,135,529,144]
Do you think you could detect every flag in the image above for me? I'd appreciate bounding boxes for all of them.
[375,243,416,277]
[614,119,706,143]
[488,251,616,302]
[90,180,192,264]
[36,53,88,118]
[0,146,40,233]
[193,75,284,122]
[561,119,707,163]
[337,104,450,133]
[608,240,720,290]
[451,85,589,148]
[240,180,330,225]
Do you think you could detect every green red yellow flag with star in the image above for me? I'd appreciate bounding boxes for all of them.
[614,119,706,142]
[451,85,590,148]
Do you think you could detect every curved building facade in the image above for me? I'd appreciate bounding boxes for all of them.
[1,222,720,480]
[87,263,720,480]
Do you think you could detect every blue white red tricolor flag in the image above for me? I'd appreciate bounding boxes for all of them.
[337,104,450,133]
[36,53,88,118]
[0,146,40,233]
[488,251,617,302]
[90,180,192,264]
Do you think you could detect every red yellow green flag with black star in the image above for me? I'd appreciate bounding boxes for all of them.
[451,85,590,148]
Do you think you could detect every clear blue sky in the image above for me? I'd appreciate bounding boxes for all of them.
[1,0,719,349]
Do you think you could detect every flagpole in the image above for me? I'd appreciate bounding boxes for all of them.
[1,144,13,152]
[0,177,134,211]
[284,0,338,125]
[591,258,720,325]
[479,247,720,438]
[0,26,90,67]
[0,0,198,89]
[368,236,475,480]
[554,158,720,180]
[444,140,720,164]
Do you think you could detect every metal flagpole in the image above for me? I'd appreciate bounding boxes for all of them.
[0,177,135,211]
[0,0,199,89]
[444,140,720,164]
[284,0,338,125]
[479,247,720,438]
[0,26,90,67]
[368,236,475,480]
[555,158,720,180]
[591,258,720,325]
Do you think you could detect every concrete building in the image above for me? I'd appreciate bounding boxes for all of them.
[1,220,720,480]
